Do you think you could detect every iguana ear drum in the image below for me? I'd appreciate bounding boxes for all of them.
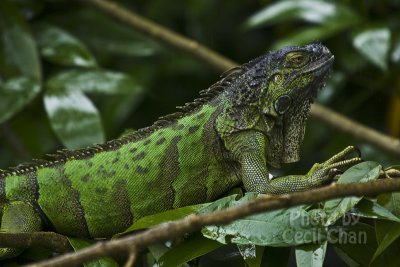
[274,95,292,115]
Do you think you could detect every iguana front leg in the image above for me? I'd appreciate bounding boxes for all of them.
[0,201,42,259]
[224,131,362,194]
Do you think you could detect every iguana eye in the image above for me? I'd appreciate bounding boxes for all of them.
[287,52,309,66]
[274,95,292,115]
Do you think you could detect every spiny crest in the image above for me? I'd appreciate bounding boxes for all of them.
[0,65,249,179]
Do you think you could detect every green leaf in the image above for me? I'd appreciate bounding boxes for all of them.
[371,220,400,262]
[295,241,327,267]
[353,27,391,71]
[272,23,350,49]
[46,69,143,95]
[0,0,41,123]
[67,238,119,267]
[44,91,104,149]
[323,161,381,226]
[34,24,97,67]
[115,203,209,237]
[377,192,400,217]
[245,0,357,29]
[0,77,40,123]
[62,10,159,57]
[155,232,223,267]
[391,37,400,64]
[352,198,400,222]
[331,223,377,267]
[201,193,327,246]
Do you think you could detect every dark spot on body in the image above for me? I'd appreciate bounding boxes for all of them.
[95,187,108,194]
[87,161,93,167]
[196,112,206,120]
[143,139,151,146]
[173,123,184,130]
[112,157,119,164]
[130,147,137,153]
[81,174,90,182]
[188,125,200,134]
[133,151,145,161]
[124,164,129,170]
[136,166,149,174]
[156,137,166,145]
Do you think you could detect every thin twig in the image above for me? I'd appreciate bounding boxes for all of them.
[77,0,400,157]
[124,251,138,267]
[24,177,400,267]
[78,0,236,72]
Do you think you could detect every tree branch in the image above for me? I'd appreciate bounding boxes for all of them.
[77,0,400,158]
[0,232,71,253]
[24,176,400,267]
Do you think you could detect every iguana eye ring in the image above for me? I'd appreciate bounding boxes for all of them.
[274,95,292,114]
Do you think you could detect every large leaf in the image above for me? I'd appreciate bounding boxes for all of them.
[352,198,400,222]
[353,27,391,71]
[201,194,327,246]
[44,91,104,149]
[371,220,400,263]
[332,223,377,267]
[155,232,223,267]
[377,191,400,217]
[323,161,381,226]
[60,10,159,57]
[245,0,357,29]
[34,24,97,67]
[116,203,208,237]
[45,69,142,95]
[0,77,40,123]
[295,242,327,267]
[67,238,119,267]
[0,0,41,123]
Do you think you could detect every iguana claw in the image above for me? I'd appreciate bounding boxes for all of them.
[308,146,363,185]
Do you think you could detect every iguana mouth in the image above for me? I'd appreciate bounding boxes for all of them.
[303,54,334,76]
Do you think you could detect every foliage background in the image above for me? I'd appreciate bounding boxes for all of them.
[1,0,400,266]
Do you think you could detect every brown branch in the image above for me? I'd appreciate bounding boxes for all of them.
[77,0,400,158]
[0,232,71,253]
[311,104,400,156]
[77,0,236,72]
[24,177,400,267]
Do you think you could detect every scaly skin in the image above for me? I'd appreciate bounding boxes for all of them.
[0,43,360,259]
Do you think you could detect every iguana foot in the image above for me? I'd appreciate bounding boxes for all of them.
[307,146,363,185]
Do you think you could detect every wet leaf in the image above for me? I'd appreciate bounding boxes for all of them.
[0,77,40,123]
[245,0,357,29]
[35,24,97,67]
[44,91,104,149]
[353,27,391,71]
[0,0,41,123]
[45,69,142,95]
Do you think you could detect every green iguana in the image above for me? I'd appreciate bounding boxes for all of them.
[0,43,361,259]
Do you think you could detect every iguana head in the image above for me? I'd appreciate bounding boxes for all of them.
[259,43,334,167]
